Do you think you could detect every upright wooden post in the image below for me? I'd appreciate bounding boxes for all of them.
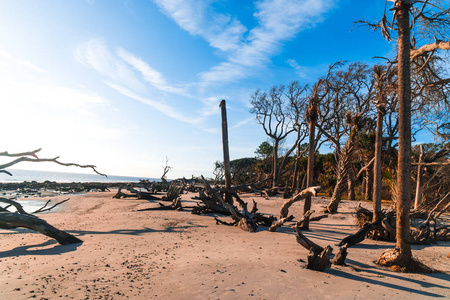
[220,100,233,204]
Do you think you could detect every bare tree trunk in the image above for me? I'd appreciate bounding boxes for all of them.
[300,99,317,229]
[373,107,384,221]
[272,139,279,188]
[365,166,373,201]
[220,100,233,204]
[414,144,424,209]
[395,0,412,260]
[378,1,413,269]
[325,141,355,214]
[348,168,356,201]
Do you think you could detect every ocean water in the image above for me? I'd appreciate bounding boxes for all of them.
[0,169,158,183]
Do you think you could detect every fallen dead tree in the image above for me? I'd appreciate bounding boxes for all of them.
[264,186,322,232]
[294,219,333,271]
[113,185,161,200]
[195,176,274,232]
[162,180,185,201]
[0,197,81,245]
[355,199,449,244]
[134,181,186,212]
[0,148,105,246]
[137,198,182,212]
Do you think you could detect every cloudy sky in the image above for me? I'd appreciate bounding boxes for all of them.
[0,0,392,179]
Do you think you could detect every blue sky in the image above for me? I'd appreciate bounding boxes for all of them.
[0,0,397,179]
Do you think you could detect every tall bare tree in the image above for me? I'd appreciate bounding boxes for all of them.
[361,0,450,271]
[250,82,308,188]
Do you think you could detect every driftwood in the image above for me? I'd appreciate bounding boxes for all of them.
[307,246,333,271]
[191,190,231,215]
[294,220,333,271]
[113,185,161,200]
[339,218,383,247]
[269,215,294,232]
[355,200,449,244]
[199,176,275,232]
[137,198,182,212]
[279,186,321,219]
[332,245,348,266]
[162,181,185,202]
[0,197,81,245]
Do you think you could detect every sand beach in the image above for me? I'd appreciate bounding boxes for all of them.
[0,191,448,299]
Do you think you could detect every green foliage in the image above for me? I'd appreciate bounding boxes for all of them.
[230,157,257,184]
[255,141,273,159]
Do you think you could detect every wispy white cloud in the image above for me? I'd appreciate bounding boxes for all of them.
[76,38,225,125]
[230,117,255,130]
[117,48,187,95]
[152,0,247,52]
[76,39,147,94]
[153,0,333,86]
[106,82,202,125]
[286,59,307,78]
[0,50,45,73]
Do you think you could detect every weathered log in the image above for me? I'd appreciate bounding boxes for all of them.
[294,221,324,253]
[269,215,294,232]
[137,198,182,212]
[339,218,383,247]
[310,214,328,222]
[191,190,231,215]
[279,186,321,219]
[332,245,348,265]
[297,210,315,230]
[0,212,81,245]
[306,246,333,271]
[113,185,161,200]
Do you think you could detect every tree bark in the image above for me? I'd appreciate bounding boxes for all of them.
[272,139,279,188]
[373,107,384,221]
[365,166,373,201]
[395,0,413,261]
[325,141,355,214]
[0,213,82,245]
[301,106,317,229]
[414,144,424,210]
[347,169,356,201]
[279,186,321,219]
[220,100,233,204]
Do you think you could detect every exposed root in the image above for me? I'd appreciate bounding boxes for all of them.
[376,248,435,273]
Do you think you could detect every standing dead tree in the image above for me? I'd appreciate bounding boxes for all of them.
[0,148,105,245]
[358,0,450,272]
[250,82,307,188]
[325,113,373,214]
[161,156,172,183]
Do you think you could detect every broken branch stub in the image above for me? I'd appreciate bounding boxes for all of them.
[279,186,321,219]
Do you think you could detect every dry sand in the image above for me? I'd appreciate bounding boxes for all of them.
[0,191,448,299]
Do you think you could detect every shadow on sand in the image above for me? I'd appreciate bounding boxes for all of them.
[0,239,82,258]
[327,259,450,297]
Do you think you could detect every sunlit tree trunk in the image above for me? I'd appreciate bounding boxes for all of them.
[395,0,413,260]
[299,100,317,229]
[272,139,279,188]
[372,105,384,221]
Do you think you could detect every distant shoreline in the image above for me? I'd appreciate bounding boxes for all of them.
[0,169,159,183]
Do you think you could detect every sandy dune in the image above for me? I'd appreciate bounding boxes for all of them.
[0,191,448,299]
